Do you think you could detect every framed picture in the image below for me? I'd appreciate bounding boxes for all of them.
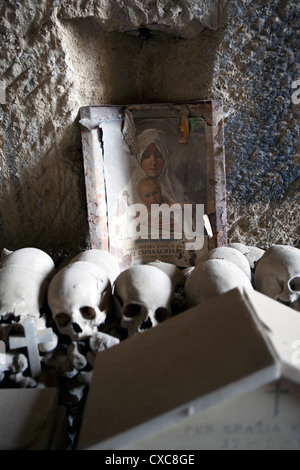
[80,101,227,269]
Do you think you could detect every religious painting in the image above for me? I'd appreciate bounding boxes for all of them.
[80,102,227,269]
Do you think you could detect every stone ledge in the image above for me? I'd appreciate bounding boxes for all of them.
[57,0,228,38]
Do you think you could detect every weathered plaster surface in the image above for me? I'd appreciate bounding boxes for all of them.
[0,0,298,260]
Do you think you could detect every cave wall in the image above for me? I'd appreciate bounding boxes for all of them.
[0,0,299,261]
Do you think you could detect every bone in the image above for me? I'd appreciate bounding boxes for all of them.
[253,245,300,311]
[8,353,37,387]
[113,265,174,336]
[47,261,113,342]
[196,246,252,280]
[67,342,87,372]
[1,247,55,280]
[185,259,253,308]
[89,331,120,354]
[229,243,265,270]
[0,265,49,319]
[8,371,37,388]
[69,250,121,284]
[86,332,121,369]
[147,260,185,290]
[0,351,15,378]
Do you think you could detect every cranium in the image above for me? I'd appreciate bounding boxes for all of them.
[185,259,253,307]
[147,261,187,317]
[69,249,120,284]
[229,243,265,270]
[147,261,185,291]
[196,247,252,280]
[1,247,55,280]
[0,265,48,320]
[113,265,174,337]
[254,245,300,311]
[47,261,112,341]
[0,249,55,351]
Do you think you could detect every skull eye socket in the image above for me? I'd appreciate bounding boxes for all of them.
[123,304,142,318]
[79,306,97,320]
[289,277,300,292]
[55,313,71,328]
[155,307,170,323]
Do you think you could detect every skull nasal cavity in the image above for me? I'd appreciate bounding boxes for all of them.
[289,277,300,292]
[79,306,97,320]
[123,304,142,318]
[72,322,83,333]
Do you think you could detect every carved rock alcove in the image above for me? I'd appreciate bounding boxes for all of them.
[57,0,228,109]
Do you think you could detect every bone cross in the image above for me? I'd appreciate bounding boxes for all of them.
[9,317,54,377]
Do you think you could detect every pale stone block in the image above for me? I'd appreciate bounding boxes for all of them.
[0,388,66,450]
[77,288,279,450]
[124,377,300,450]
[244,288,300,385]
[123,291,300,450]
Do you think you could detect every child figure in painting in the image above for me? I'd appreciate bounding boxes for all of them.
[137,177,183,239]
[137,177,165,210]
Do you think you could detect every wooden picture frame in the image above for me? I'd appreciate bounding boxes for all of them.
[80,101,227,269]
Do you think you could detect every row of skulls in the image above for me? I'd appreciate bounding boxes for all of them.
[48,243,300,342]
[185,244,300,311]
[0,244,299,373]
[48,251,182,341]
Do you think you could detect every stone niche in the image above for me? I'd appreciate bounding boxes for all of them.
[0,0,299,261]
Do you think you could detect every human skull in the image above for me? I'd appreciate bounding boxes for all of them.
[47,261,112,341]
[1,247,55,280]
[254,245,300,311]
[0,265,48,320]
[196,247,252,280]
[229,243,265,270]
[69,249,120,284]
[147,260,185,290]
[113,265,174,337]
[185,259,253,307]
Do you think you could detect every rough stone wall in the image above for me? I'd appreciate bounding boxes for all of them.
[0,1,89,261]
[213,0,300,248]
[57,0,227,37]
[0,0,299,261]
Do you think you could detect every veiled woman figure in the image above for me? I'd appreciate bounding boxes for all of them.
[129,128,179,205]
